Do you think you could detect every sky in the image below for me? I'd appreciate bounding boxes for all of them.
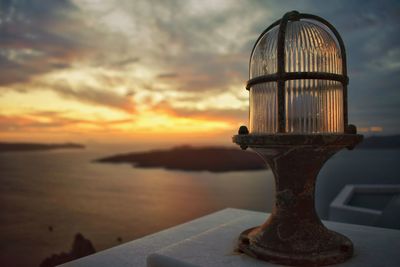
[0,0,399,144]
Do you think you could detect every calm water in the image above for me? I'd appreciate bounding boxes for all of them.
[0,145,398,267]
[0,144,274,267]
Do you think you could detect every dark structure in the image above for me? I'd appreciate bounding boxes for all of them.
[97,146,266,173]
[233,11,363,266]
[40,233,96,267]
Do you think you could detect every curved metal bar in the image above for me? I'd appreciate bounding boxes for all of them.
[300,13,348,129]
[248,11,301,77]
[247,11,347,77]
[276,11,299,132]
[246,72,349,90]
[300,14,347,76]
[248,19,281,78]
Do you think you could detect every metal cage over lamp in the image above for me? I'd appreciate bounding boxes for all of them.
[248,10,350,134]
[233,11,363,266]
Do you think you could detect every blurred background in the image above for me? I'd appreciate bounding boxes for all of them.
[0,0,399,266]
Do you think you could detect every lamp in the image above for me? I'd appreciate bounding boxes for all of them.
[233,11,363,266]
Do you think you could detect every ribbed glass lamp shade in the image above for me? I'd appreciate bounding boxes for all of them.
[249,20,344,133]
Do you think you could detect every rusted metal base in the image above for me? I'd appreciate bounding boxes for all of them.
[238,226,353,267]
[233,134,363,266]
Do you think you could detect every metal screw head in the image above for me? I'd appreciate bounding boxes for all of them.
[345,124,357,134]
[238,125,249,135]
[238,126,249,150]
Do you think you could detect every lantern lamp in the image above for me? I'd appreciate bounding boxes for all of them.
[233,11,363,266]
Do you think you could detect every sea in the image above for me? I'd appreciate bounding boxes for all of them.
[0,144,399,267]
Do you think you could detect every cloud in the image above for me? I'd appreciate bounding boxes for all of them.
[29,80,136,113]
[109,57,140,68]
[0,111,134,133]
[151,100,247,123]
[1,0,400,136]
[56,85,135,113]
[0,0,95,85]
[157,73,178,79]
[0,112,85,131]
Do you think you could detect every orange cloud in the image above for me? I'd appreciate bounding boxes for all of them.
[0,105,238,143]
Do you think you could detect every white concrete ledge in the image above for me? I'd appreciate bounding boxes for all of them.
[59,209,247,267]
[60,208,400,267]
[329,184,400,226]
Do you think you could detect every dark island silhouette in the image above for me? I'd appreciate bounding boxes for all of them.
[97,145,267,172]
[40,233,95,267]
[0,142,85,152]
[96,136,400,172]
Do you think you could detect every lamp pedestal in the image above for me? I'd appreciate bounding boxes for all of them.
[233,134,363,267]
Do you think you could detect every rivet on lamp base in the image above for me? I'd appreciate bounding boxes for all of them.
[233,133,363,267]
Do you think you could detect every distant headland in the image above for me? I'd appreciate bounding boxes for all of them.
[96,145,267,173]
[0,142,85,152]
[95,135,400,172]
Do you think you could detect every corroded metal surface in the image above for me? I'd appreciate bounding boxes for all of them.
[236,9,360,265]
[233,133,362,148]
[233,133,362,266]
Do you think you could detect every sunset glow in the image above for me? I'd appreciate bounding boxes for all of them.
[0,0,398,143]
